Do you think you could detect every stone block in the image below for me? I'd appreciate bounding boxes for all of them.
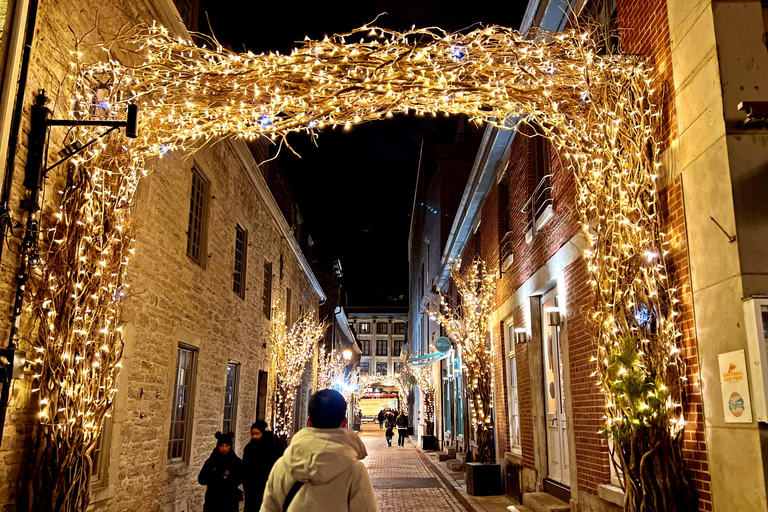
[446,459,465,471]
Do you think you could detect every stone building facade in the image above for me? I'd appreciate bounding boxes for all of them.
[0,0,324,511]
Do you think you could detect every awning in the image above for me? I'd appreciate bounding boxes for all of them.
[408,351,451,367]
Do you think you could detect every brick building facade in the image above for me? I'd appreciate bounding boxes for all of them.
[0,0,324,510]
[428,0,768,510]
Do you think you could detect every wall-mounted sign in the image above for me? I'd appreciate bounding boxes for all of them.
[718,349,753,423]
[435,336,451,353]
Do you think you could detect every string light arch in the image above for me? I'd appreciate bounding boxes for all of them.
[24,19,693,511]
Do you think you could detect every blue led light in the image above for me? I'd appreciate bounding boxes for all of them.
[259,115,273,127]
[450,46,466,60]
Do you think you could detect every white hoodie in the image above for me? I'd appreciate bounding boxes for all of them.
[259,427,379,512]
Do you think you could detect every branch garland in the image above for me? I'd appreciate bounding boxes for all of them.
[430,259,497,463]
[23,18,691,511]
[269,307,326,441]
[316,345,348,390]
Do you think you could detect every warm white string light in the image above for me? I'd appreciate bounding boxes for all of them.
[24,19,687,510]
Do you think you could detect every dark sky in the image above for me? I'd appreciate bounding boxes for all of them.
[199,2,526,306]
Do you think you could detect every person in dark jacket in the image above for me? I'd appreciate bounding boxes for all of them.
[242,421,281,512]
[198,431,244,512]
[396,412,408,447]
[377,409,385,429]
[384,412,396,446]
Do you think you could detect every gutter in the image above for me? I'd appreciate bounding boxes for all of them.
[335,307,361,355]
[0,0,38,265]
[437,123,517,290]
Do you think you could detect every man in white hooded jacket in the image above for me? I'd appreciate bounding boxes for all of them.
[260,389,379,512]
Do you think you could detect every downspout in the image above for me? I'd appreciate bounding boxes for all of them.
[0,0,39,265]
[0,0,40,450]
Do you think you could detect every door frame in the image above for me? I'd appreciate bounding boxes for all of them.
[541,287,569,486]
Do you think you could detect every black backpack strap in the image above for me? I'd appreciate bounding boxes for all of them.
[283,480,305,512]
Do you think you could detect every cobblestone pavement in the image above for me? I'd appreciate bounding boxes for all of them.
[359,425,467,512]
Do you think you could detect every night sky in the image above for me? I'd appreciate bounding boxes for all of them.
[199,2,526,306]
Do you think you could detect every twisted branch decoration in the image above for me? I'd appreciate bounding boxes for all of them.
[24,19,692,511]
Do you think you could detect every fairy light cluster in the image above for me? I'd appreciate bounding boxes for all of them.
[23,116,137,508]
[316,345,347,390]
[411,366,435,430]
[31,18,684,501]
[269,307,326,439]
[431,259,497,462]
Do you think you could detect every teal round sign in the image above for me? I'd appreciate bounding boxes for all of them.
[435,336,451,353]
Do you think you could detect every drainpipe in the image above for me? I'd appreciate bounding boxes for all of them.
[0,0,40,266]
[0,0,40,451]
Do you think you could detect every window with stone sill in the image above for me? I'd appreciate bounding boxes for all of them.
[359,362,370,376]
[376,339,388,356]
[376,362,388,376]
[262,260,273,319]
[393,322,406,334]
[91,415,113,488]
[361,339,371,356]
[359,322,370,334]
[376,322,388,334]
[233,225,247,299]
[168,344,197,463]
[186,164,210,266]
[256,370,269,422]
[222,362,240,434]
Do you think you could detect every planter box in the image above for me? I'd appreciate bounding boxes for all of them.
[421,435,439,451]
[466,462,502,496]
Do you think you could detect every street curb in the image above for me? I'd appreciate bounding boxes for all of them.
[412,440,490,512]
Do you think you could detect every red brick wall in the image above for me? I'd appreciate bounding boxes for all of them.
[617,0,677,144]
[565,258,608,493]
[454,2,712,507]
[619,1,712,510]
[661,176,713,511]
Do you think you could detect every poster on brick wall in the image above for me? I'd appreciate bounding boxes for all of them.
[718,349,753,423]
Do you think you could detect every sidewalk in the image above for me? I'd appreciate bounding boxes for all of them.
[414,442,522,512]
[358,425,467,512]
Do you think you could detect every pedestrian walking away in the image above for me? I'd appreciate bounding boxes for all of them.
[243,420,282,512]
[396,412,408,447]
[198,431,244,512]
[260,389,379,512]
[384,412,395,447]
[377,409,385,429]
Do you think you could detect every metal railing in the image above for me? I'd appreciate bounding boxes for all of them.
[522,174,554,239]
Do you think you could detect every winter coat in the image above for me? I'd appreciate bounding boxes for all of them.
[198,448,244,512]
[243,432,282,512]
[260,427,378,512]
[396,414,407,429]
[377,411,385,422]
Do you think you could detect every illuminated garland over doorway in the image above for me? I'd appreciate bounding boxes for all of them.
[24,20,694,511]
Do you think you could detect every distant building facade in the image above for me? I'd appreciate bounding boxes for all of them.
[347,307,408,380]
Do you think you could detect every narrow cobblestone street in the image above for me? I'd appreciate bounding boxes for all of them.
[358,425,467,512]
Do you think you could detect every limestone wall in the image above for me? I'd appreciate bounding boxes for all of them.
[0,0,322,509]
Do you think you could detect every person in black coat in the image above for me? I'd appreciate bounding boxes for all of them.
[198,431,244,512]
[384,412,396,446]
[396,412,408,447]
[377,409,385,429]
[242,421,282,512]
